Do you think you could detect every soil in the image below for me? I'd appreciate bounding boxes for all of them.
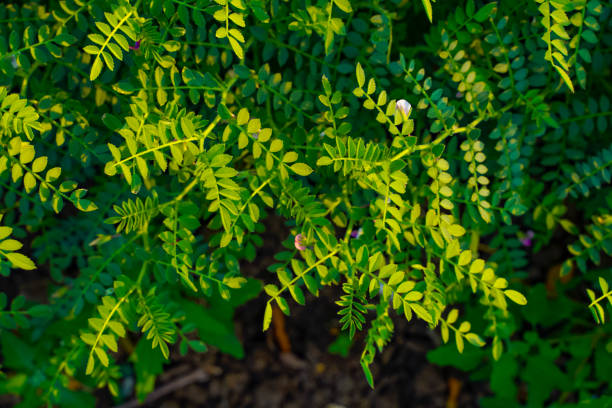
[119,287,484,408]
[109,215,486,408]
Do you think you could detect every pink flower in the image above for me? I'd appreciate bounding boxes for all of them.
[294,234,307,251]
[129,40,141,50]
[519,230,534,247]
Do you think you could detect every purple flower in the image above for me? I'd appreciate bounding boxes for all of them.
[519,230,534,247]
[294,234,307,251]
[251,131,259,140]
[129,40,141,50]
[350,227,363,239]
[396,99,411,119]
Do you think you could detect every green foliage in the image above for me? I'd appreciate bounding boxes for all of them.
[135,287,177,359]
[0,0,611,406]
[559,144,612,199]
[535,0,604,91]
[212,0,250,59]
[84,5,138,81]
[81,278,133,375]
[587,276,612,324]
[429,281,612,407]
[0,216,35,273]
[336,281,367,339]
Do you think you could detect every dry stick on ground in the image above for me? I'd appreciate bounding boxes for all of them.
[446,377,462,408]
[546,263,574,298]
[272,304,292,352]
[272,304,309,369]
[114,368,209,408]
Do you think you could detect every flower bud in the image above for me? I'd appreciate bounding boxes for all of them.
[519,230,534,247]
[294,234,306,251]
[350,227,363,239]
[396,99,411,119]
[129,40,141,51]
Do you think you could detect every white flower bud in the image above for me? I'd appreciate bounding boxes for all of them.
[396,99,411,119]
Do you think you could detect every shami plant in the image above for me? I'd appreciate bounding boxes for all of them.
[0,0,611,406]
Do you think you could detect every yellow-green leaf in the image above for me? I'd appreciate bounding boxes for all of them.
[458,250,471,266]
[237,108,249,125]
[94,347,109,367]
[290,163,313,176]
[228,37,244,59]
[421,0,433,22]
[5,252,36,270]
[32,157,47,173]
[0,227,12,240]
[356,63,365,88]
[90,57,103,81]
[504,289,527,305]
[263,302,272,331]
[334,0,352,13]
[448,224,466,237]
[469,259,485,274]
